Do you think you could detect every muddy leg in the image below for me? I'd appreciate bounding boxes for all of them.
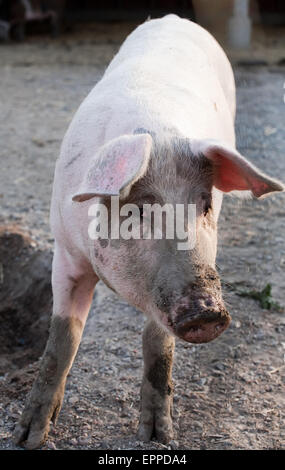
[137,319,175,444]
[14,246,98,449]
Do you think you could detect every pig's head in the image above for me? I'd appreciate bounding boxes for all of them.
[73,133,284,343]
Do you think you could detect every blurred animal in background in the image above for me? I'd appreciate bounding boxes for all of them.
[0,0,66,41]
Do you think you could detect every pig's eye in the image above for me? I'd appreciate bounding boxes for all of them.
[201,195,212,216]
[203,202,211,216]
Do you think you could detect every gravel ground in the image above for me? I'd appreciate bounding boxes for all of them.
[0,23,285,450]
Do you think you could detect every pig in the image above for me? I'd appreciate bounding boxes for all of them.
[14,15,284,449]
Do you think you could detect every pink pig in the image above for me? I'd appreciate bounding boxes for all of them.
[15,15,284,449]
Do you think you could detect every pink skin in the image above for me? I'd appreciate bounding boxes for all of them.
[89,234,230,345]
[52,243,98,325]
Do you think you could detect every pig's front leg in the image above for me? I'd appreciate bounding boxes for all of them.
[138,319,175,444]
[14,246,98,449]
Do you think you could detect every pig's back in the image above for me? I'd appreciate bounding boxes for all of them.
[51,15,235,247]
[53,15,236,198]
[104,14,235,120]
[73,14,236,148]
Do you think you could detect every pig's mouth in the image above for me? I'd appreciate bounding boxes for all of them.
[173,309,231,344]
[156,265,232,343]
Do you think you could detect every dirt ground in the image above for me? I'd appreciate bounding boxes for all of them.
[0,22,285,450]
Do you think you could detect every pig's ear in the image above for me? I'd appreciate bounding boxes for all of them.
[72,134,152,202]
[194,139,284,198]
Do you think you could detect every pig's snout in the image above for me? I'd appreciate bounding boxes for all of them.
[175,309,231,343]
[172,295,231,344]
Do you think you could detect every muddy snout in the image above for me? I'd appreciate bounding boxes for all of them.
[173,285,231,344]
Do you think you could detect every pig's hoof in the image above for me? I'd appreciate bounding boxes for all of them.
[13,398,61,449]
[137,415,173,444]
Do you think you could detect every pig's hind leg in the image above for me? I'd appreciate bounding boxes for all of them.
[14,244,98,449]
[138,319,175,444]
